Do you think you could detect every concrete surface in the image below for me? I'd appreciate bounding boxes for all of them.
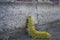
[0,2,60,40]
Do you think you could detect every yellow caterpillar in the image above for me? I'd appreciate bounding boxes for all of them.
[27,16,51,38]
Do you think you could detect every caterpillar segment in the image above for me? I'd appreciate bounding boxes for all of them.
[27,16,51,38]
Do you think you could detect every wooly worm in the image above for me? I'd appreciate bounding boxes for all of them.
[27,16,51,38]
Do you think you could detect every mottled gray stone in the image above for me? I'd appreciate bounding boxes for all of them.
[0,2,60,40]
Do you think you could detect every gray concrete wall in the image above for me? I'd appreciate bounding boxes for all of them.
[0,3,60,32]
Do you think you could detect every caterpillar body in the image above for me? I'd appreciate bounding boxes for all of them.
[27,16,51,38]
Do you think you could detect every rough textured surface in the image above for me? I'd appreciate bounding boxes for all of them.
[8,20,60,40]
[0,2,60,40]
